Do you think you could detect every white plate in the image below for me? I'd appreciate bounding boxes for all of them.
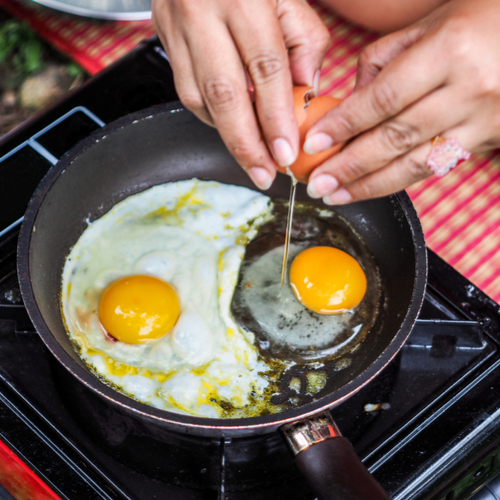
[30,0,151,20]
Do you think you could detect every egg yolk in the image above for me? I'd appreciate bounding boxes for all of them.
[99,275,180,344]
[289,247,367,314]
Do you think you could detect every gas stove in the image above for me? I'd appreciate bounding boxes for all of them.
[0,36,500,500]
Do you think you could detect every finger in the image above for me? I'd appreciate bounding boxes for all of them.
[152,2,214,125]
[323,143,433,204]
[303,33,449,151]
[354,23,426,91]
[188,19,277,189]
[322,128,473,204]
[228,1,299,168]
[277,0,331,88]
[306,85,472,198]
[152,0,169,52]
[169,43,214,126]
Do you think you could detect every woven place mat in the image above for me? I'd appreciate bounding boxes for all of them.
[1,0,498,301]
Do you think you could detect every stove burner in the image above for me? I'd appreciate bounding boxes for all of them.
[0,36,499,500]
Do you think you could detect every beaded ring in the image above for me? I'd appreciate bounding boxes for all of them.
[426,136,471,177]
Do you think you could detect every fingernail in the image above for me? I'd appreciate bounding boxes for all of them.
[248,167,273,190]
[272,138,296,167]
[304,133,333,155]
[323,188,352,205]
[313,69,321,97]
[307,174,339,199]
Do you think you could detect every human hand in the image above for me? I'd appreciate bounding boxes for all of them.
[152,0,330,190]
[304,0,500,205]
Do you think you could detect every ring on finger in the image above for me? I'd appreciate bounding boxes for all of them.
[426,136,471,177]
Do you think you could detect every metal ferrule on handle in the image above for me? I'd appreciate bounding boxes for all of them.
[281,412,391,500]
[281,411,341,456]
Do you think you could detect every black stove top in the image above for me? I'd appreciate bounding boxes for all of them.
[0,36,500,500]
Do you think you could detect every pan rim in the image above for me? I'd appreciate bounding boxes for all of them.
[17,103,428,436]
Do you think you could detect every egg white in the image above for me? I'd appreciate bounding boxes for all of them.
[61,179,274,418]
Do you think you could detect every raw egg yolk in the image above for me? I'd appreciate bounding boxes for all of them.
[289,247,367,314]
[276,86,345,183]
[99,275,180,344]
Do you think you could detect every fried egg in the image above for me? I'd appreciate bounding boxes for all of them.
[232,201,380,364]
[61,179,274,418]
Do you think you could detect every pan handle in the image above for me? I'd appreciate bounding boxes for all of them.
[281,411,391,500]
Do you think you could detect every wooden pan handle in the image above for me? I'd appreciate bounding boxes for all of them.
[281,411,391,500]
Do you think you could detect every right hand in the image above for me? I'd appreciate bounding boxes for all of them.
[152,0,330,190]
[303,0,500,204]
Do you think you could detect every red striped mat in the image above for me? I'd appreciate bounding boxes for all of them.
[1,0,498,301]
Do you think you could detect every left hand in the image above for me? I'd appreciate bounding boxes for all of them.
[304,0,500,205]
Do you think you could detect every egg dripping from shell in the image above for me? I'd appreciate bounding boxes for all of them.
[231,201,380,363]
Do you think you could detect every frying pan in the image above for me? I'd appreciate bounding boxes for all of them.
[18,103,427,500]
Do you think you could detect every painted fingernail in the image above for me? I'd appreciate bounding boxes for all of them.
[307,174,339,199]
[304,133,333,155]
[323,188,353,205]
[248,167,273,190]
[313,69,321,97]
[272,138,296,167]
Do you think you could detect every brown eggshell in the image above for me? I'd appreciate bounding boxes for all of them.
[292,85,309,127]
[278,91,344,184]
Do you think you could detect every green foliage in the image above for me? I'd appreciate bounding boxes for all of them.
[65,62,84,79]
[0,20,45,76]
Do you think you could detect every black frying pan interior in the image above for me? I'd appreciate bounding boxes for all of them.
[18,103,427,437]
